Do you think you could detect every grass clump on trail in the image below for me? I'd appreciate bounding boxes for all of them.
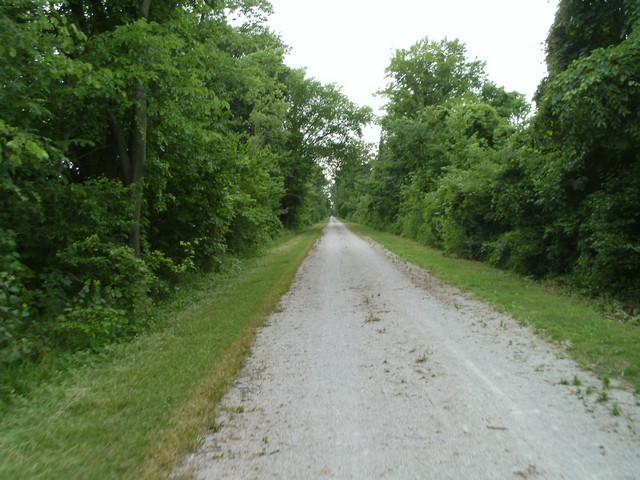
[0,224,324,480]
[347,222,640,393]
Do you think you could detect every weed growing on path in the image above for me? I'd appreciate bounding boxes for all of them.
[612,403,621,416]
[365,313,381,323]
[415,348,432,364]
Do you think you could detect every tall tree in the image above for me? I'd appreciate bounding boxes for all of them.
[0,0,298,363]
[364,37,491,229]
[280,69,372,227]
[57,1,190,256]
[545,0,633,76]
[380,37,485,120]
[534,0,640,295]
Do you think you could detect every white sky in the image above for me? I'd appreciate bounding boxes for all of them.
[266,0,559,144]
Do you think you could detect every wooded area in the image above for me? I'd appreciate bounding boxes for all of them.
[1,0,638,387]
[0,0,371,373]
[334,0,639,311]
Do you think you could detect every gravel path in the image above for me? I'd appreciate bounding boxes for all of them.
[177,219,640,479]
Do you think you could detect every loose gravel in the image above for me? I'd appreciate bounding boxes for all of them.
[176,219,640,479]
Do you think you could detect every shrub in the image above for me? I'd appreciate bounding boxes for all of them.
[0,229,38,366]
[45,235,153,351]
[486,228,547,277]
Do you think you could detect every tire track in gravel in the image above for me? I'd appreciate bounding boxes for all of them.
[175,219,640,479]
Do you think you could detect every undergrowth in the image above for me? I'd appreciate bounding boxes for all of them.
[0,223,324,479]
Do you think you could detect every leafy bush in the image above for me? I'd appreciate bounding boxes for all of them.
[45,235,153,351]
[53,280,129,351]
[144,246,195,299]
[0,230,36,365]
[486,228,547,276]
[573,168,640,300]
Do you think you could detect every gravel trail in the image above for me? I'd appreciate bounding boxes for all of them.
[178,219,640,479]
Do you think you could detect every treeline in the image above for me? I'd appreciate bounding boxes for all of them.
[334,0,639,308]
[0,1,371,367]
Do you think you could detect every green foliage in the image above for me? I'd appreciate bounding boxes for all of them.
[538,32,640,154]
[1,0,370,375]
[332,144,373,220]
[353,37,528,236]
[336,20,640,309]
[225,146,285,250]
[437,157,501,258]
[573,167,640,299]
[53,280,128,351]
[48,235,152,350]
[544,0,635,76]
[487,228,546,276]
[381,37,485,119]
[0,229,34,365]
[481,82,530,123]
[280,69,371,227]
[534,9,640,299]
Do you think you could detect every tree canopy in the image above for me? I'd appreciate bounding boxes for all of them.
[3,0,639,379]
[0,0,371,370]
[335,6,640,308]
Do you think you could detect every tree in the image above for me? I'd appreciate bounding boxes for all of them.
[545,0,633,77]
[1,0,80,363]
[0,0,298,366]
[280,69,372,227]
[363,37,493,231]
[380,37,485,120]
[336,11,640,306]
[534,8,640,297]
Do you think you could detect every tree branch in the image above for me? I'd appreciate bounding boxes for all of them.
[108,112,132,184]
[141,0,152,18]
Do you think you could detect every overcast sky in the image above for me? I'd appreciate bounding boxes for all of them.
[266,0,560,143]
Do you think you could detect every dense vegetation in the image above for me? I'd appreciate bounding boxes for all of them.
[0,0,370,382]
[0,226,324,479]
[3,0,638,400]
[334,0,639,311]
[1,1,638,474]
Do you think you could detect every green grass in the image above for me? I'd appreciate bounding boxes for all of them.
[0,224,324,480]
[347,222,640,392]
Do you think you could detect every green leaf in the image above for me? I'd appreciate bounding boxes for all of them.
[25,141,49,161]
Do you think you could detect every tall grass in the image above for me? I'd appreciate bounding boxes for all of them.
[0,224,323,480]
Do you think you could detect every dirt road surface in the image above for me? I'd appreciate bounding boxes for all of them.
[177,219,640,479]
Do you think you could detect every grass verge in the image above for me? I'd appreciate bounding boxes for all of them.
[347,222,640,392]
[0,223,324,480]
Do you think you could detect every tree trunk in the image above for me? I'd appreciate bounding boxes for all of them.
[106,83,147,258]
[127,1,151,257]
[141,0,152,18]
[100,2,152,258]
[127,85,148,257]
